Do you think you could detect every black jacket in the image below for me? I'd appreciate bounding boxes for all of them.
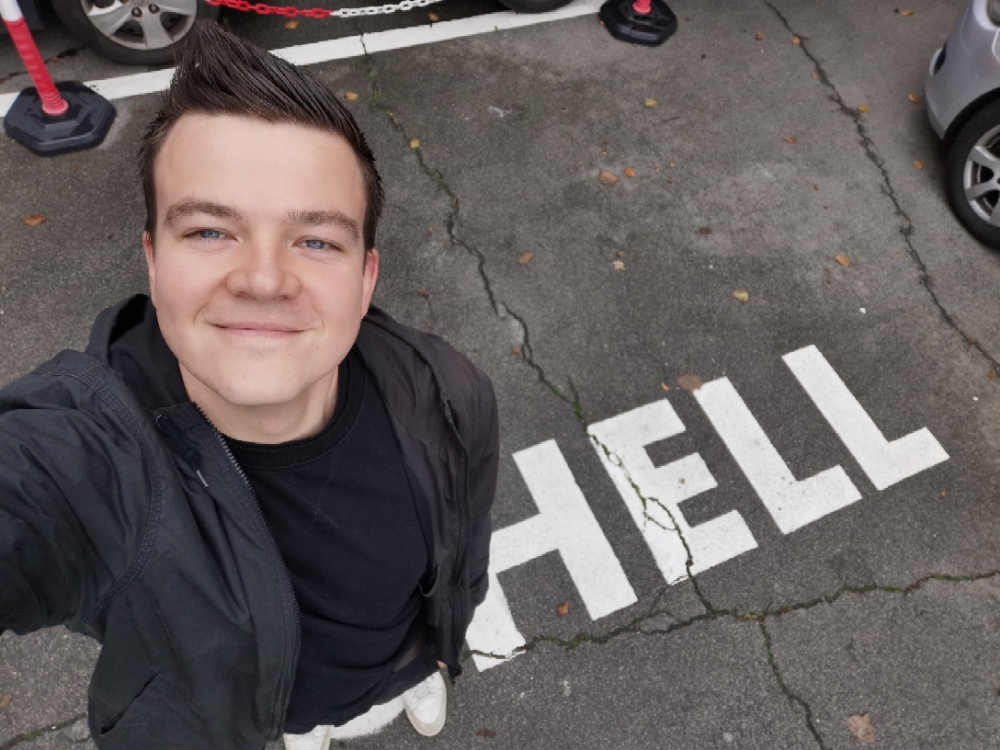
[0,295,499,750]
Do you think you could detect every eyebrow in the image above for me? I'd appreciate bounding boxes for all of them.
[163,201,360,240]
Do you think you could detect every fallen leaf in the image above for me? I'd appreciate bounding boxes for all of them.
[913,159,924,169]
[556,601,570,616]
[811,71,818,78]
[624,166,636,178]
[732,288,750,303]
[784,136,798,144]
[969,336,979,345]
[677,374,704,393]
[601,150,608,156]
[898,8,913,16]
[616,250,624,258]
[700,53,707,59]
[989,370,997,380]
[613,260,625,270]
[791,36,801,44]
[476,728,496,738]
[660,382,670,392]
[409,139,420,149]
[512,346,522,356]
[598,169,620,186]
[518,252,535,265]
[284,19,298,28]
[908,92,922,104]
[22,215,45,226]
[417,289,428,298]
[755,31,763,40]
[645,98,658,107]
[940,490,947,497]
[428,11,439,20]
[0,694,10,709]
[699,226,712,235]
[835,254,851,267]
[344,91,358,101]
[858,104,870,113]
[847,713,876,743]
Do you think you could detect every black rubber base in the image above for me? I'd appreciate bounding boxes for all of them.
[4,81,116,156]
[599,0,678,46]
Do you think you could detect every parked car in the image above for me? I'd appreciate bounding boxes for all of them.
[17,0,570,67]
[926,0,1000,248]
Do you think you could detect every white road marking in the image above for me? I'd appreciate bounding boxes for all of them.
[783,345,949,491]
[694,377,862,534]
[0,0,603,118]
[465,439,637,670]
[589,400,757,584]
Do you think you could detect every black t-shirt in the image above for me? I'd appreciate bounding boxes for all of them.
[224,348,434,730]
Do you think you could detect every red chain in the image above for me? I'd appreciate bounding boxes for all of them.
[205,0,333,18]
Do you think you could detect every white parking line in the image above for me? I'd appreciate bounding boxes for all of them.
[0,0,602,118]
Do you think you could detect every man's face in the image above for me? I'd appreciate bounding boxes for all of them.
[144,114,378,411]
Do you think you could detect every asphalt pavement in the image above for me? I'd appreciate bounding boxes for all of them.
[2,0,1000,748]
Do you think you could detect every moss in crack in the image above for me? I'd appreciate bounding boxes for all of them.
[0,713,87,750]
[759,620,828,750]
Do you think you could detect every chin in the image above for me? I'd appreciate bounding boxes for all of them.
[214,377,311,409]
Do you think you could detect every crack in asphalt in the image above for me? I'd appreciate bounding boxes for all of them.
[763,0,1000,372]
[0,713,87,750]
[356,36,578,408]
[463,569,1000,748]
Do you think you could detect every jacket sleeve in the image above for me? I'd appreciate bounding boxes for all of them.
[0,378,149,636]
[465,369,499,610]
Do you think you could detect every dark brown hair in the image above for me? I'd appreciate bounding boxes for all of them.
[138,21,383,249]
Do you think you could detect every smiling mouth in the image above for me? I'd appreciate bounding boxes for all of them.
[215,323,303,338]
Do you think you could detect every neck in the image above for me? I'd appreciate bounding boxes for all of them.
[181,366,339,444]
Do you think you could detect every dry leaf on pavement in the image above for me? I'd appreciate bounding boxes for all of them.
[344,92,358,101]
[699,226,712,235]
[624,167,636,178]
[598,169,620,185]
[512,346,522,356]
[613,260,625,270]
[409,139,420,149]
[847,713,876,743]
[755,31,763,40]
[897,9,914,16]
[556,601,570,616]
[835,254,851,266]
[428,11,439,20]
[791,36,801,44]
[908,92,922,104]
[857,104,870,113]
[645,98,657,107]
[784,136,798,144]
[22,215,45,226]
[660,382,670,392]
[988,370,997,380]
[0,694,11,709]
[476,729,496,738]
[732,289,749,303]
[417,289,428,298]
[284,19,298,28]
[913,160,924,169]
[677,374,703,393]
[518,252,534,265]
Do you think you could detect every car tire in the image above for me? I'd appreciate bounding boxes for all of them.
[946,98,1000,249]
[51,0,219,66]
[497,0,573,13]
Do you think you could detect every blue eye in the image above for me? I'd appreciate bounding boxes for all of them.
[195,229,225,240]
[303,239,333,251]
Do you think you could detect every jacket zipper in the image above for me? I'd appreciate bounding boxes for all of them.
[442,401,470,679]
[193,406,302,740]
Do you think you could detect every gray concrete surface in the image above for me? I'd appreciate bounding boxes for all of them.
[2,0,999,748]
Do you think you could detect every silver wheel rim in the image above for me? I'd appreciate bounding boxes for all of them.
[82,0,198,52]
[963,122,1000,226]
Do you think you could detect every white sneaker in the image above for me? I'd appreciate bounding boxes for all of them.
[283,725,330,750]
[402,671,447,737]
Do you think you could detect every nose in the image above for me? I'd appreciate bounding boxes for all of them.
[225,239,301,300]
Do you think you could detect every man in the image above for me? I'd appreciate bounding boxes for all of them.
[0,21,498,750]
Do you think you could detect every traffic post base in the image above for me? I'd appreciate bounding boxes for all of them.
[3,81,115,156]
[599,0,677,46]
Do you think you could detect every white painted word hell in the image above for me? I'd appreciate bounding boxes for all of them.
[466,345,949,670]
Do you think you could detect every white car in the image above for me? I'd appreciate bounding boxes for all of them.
[927,0,1000,247]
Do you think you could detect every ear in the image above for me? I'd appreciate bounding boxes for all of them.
[360,248,379,317]
[143,232,157,306]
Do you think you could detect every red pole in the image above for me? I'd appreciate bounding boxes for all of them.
[0,0,68,116]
